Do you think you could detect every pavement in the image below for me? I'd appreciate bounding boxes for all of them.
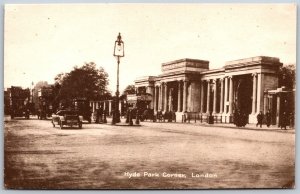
[107,116,295,134]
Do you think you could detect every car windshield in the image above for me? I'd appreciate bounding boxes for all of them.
[56,110,78,116]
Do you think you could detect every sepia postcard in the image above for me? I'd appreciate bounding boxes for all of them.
[3,3,296,189]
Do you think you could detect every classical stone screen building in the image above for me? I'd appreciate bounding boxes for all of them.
[135,56,286,125]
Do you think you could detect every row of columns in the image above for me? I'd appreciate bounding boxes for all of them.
[200,76,233,115]
[138,72,263,116]
[202,73,262,115]
[152,80,189,113]
[151,76,234,115]
[90,100,114,115]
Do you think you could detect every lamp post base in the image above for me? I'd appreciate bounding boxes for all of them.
[116,110,121,123]
[111,110,121,125]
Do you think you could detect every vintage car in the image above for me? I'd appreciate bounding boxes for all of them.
[51,110,83,129]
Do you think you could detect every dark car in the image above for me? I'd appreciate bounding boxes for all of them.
[51,110,83,129]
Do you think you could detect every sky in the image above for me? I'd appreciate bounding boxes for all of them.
[4,3,296,93]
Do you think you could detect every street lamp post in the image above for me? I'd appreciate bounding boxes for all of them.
[112,32,124,124]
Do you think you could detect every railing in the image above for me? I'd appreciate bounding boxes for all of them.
[181,112,234,124]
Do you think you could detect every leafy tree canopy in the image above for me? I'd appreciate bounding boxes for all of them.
[278,64,295,89]
[123,84,136,95]
[55,62,111,101]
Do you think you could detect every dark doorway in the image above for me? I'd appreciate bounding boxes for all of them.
[235,75,252,115]
[167,82,178,112]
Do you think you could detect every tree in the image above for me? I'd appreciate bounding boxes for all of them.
[123,84,136,95]
[55,62,111,101]
[278,64,295,89]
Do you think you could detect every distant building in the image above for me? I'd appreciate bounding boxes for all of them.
[4,88,11,115]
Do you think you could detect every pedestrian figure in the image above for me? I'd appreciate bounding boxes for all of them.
[99,106,103,123]
[172,111,176,122]
[256,111,263,128]
[157,110,162,122]
[234,109,246,127]
[234,110,240,127]
[111,109,115,125]
[208,112,214,124]
[135,107,140,125]
[281,112,287,130]
[126,109,130,123]
[241,112,247,127]
[128,109,133,126]
[95,108,99,123]
[266,110,271,127]
[103,111,107,123]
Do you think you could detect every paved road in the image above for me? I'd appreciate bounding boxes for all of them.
[4,116,295,189]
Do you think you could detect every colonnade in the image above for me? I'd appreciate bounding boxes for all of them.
[90,100,116,115]
[201,73,263,116]
[151,80,189,113]
[143,73,263,117]
[200,77,233,115]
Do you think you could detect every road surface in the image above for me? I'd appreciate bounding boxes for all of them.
[4,116,295,189]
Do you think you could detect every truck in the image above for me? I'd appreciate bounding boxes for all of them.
[10,86,31,119]
[37,86,55,119]
[72,97,92,123]
[126,93,154,121]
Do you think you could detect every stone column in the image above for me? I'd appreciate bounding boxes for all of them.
[159,83,163,111]
[177,81,182,112]
[256,73,262,113]
[163,83,168,112]
[151,86,155,109]
[223,77,228,114]
[168,88,173,111]
[187,82,192,112]
[213,79,217,114]
[228,76,233,114]
[264,92,268,114]
[251,73,257,115]
[276,94,281,126]
[200,80,205,113]
[136,87,139,94]
[119,101,122,113]
[182,80,188,112]
[109,100,112,115]
[146,86,154,109]
[153,86,157,111]
[156,86,159,111]
[206,80,211,114]
[103,101,106,112]
[219,78,224,113]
